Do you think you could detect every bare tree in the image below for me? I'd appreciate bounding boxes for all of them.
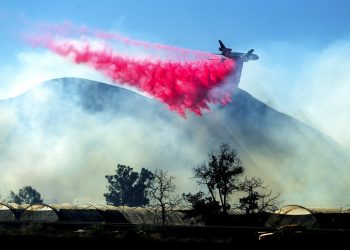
[148,169,180,227]
[193,143,244,214]
[238,177,280,214]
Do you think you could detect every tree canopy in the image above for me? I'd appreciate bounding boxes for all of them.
[8,186,43,204]
[238,177,280,214]
[193,143,244,214]
[104,164,154,207]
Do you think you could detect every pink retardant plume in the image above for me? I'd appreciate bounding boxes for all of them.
[95,31,212,61]
[34,22,213,60]
[41,38,235,117]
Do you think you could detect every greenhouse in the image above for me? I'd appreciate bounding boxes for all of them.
[0,203,190,225]
[265,204,350,229]
[265,205,319,229]
[0,203,17,221]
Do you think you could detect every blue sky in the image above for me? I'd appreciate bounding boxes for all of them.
[1,0,350,54]
[1,0,350,147]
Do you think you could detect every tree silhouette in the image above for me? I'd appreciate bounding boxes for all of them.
[182,191,220,224]
[148,169,180,227]
[193,143,244,214]
[238,177,280,214]
[8,186,43,204]
[104,164,154,207]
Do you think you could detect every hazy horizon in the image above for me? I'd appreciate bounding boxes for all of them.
[1,0,350,209]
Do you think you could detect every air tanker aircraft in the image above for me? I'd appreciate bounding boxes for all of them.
[217,40,259,61]
[216,40,259,84]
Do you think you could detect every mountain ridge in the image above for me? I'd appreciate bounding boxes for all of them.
[0,77,349,206]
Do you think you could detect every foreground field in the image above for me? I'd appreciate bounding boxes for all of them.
[1,222,350,249]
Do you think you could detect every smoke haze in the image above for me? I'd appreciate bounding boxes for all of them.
[241,41,350,149]
[1,24,350,208]
[0,77,349,208]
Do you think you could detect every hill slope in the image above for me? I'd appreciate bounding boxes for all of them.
[0,77,349,206]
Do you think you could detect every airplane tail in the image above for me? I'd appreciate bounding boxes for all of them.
[218,40,226,51]
[218,40,231,56]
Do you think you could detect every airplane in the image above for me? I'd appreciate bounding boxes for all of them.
[215,40,259,85]
[218,40,259,62]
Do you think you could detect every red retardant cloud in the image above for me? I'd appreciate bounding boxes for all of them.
[36,36,235,117]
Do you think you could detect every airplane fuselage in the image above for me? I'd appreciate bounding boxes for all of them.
[226,52,259,62]
[216,40,259,85]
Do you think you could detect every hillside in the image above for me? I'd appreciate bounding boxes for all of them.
[0,77,349,206]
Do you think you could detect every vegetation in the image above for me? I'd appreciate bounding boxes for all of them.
[193,143,244,214]
[238,177,280,214]
[104,164,154,207]
[102,143,280,226]
[181,143,281,225]
[8,186,43,204]
[148,169,181,227]
[2,143,280,229]
[182,191,220,224]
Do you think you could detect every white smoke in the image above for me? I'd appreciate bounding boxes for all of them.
[0,40,350,208]
[241,40,350,149]
[0,50,109,99]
